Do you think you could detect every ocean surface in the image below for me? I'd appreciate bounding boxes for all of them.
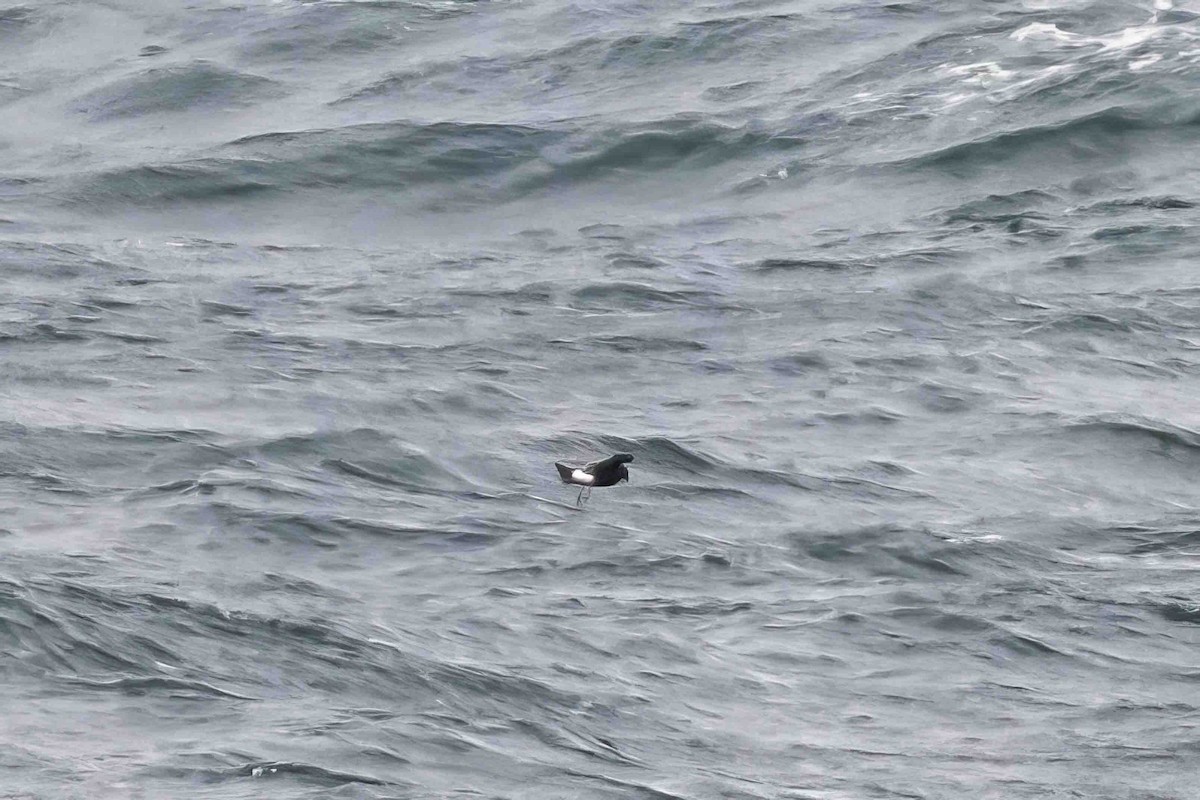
[3,0,1200,797]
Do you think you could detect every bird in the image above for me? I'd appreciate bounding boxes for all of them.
[555,453,633,506]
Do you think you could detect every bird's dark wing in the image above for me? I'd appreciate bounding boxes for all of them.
[585,454,624,474]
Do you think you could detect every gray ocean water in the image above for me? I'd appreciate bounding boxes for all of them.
[3,1,1200,797]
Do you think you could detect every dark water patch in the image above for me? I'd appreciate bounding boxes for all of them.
[790,524,967,579]
[330,515,497,548]
[541,117,805,185]
[821,473,933,500]
[236,760,391,786]
[125,472,315,503]
[1020,309,1160,336]
[1157,8,1200,23]
[240,2,413,62]
[748,256,867,272]
[563,554,691,578]
[901,106,1200,173]
[73,62,280,120]
[78,294,141,310]
[199,300,253,318]
[1082,195,1195,212]
[201,503,483,549]
[631,597,753,617]
[60,674,255,700]
[309,443,472,495]
[509,718,644,768]
[599,13,811,71]
[79,161,276,205]
[769,349,830,375]
[813,406,905,426]
[883,606,994,634]
[119,588,589,713]
[650,484,756,501]
[702,79,766,102]
[1155,602,1200,625]
[331,64,455,105]
[940,189,1060,225]
[1,424,228,492]
[910,380,981,414]
[570,282,716,311]
[25,322,90,342]
[579,223,626,240]
[447,281,554,304]
[78,120,564,205]
[0,580,169,677]
[1090,223,1184,241]
[606,251,668,270]
[152,758,396,788]
[229,119,558,181]
[989,628,1071,659]
[558,334,709,355]
[0,5,43,38]
[226,326,325,351]
[1063,414,1200,454]
[871,245,966,269]
[0,240,132,280]
[1126,528,1200,556]
[96,329,166,344]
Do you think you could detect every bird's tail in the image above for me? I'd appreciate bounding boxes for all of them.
[555,462,575,483]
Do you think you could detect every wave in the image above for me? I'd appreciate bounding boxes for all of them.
[0,6,41,40]
[73,62,280,120]
[569,282,718,311]
[790,524,968,579]
[1064,414,1200,453]
[748,257,868,272]
[539,433,927,503]
[72,114,806,206]
[900,105,1200,172]
[6,574,588,727]
[552,335,710,355]
[149,758,398,788]
[597,13,810,71]
[940,189,1060,225]
[61,674,255,700]
[0,240,131,280]
[921,102,1195,167]
[75,120,558,204]
[1082,195,1196,213]
[1156,602,1200,625]
[331,11,812,107]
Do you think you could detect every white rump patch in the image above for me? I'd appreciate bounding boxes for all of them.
[570,470,595,486]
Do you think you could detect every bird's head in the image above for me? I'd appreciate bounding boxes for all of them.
[614,453,634,464]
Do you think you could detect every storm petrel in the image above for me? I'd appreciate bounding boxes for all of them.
[555,453,633,506]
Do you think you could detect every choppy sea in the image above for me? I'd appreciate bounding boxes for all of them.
[3,1,1200,797]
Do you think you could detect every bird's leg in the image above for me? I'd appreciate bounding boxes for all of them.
[577,486,585,506]
[584,487,591,504]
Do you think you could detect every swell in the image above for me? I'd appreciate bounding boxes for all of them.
[73,62,280,120]
[1063,414,1200,453]
[791,524,969,580]
[330,11,813,106]
[898,105,1200,172]
[540,434,927,501]
[4,574,588,718]
[72,115,804,205]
